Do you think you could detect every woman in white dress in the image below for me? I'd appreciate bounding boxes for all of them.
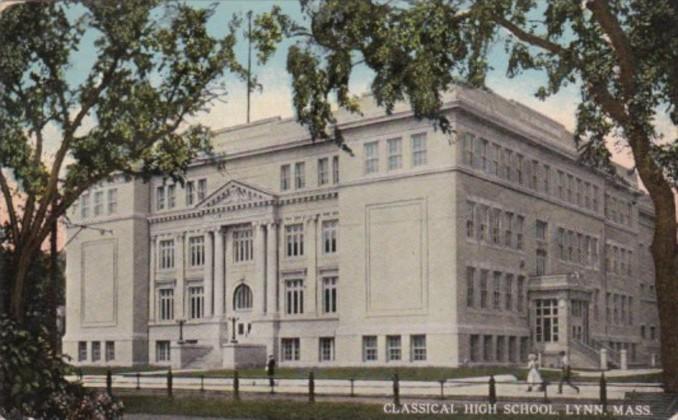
[526,353,543,391]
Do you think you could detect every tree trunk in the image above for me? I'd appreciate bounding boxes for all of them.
[9,248,33,325]
[628,130,678,393]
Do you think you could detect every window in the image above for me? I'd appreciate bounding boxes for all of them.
[483,335,493,361]
[294,162,305,189]
[411,335,427,361]
[281,338,300,361]
[233,284,253,311]
[462,132,474,166]
[491,144,500,176]
[477,205,488,241]
[322,277,337,313]
[386,335,401,361]
[81,193,90,218]
[285,224,304,257]
[387,138,402,170]
[470,335,480,362]
[491,208,501,244]
[536,249,547,275]
[557,171,565,200]
[188,236,205,267]
[516,154,524,184]
[496,336,505,362]
[584,182,592,209]
[93,191,104,216]
[332,155,340,184]
[543,165,550,194]
[515,215,525,250]
[364,141,379,174]
[504,212,513,247]
[318,157,329,185]
[517,276,525,313]
[476,139,488,171]
[363,336,378,361]
[233,227,254,262]
[156,186,165,210]
[185,181,195,206]
[536,220,547,241]
[480,270,488,309]
[167,184,176,209]
[576,178,583,206]
[466,267,475,307]
[78,342,87,361]
[557,228,565,259]
[285,279,304,315]
[493,271,502,310]
[504,274,513,311]
[159,288,174,321]
[156,341,170,362]
[567,174,574,203]
[411,133,427,166]
[105,341,115,362]
[650,326,656,340]
[504,150,513,180]
[322,220,337,254]
[107,189,118,214]
[280,165,291,191]
[535,299,559,342]
[508,336,517,362]
[530,160,539,190]
[188,286,204,319]
[319,337,335,361]
[466,201,475,239]
[197,179,207,201]
[91,341,101,361]
[641,325,646,339]
[593,185,599,211]
[158,239,175,270]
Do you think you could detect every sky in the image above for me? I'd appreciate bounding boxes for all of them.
[1,0,676,249]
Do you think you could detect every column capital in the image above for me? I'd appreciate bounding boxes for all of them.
[305,214,319,223]
[174,231,186,240]
[206,226,223,234]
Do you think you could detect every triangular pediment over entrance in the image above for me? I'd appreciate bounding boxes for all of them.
[196,180,277,209]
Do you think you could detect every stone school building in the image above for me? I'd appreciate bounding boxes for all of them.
[62,87,661,370]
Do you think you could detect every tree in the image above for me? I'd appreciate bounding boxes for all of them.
[0,1,247,325]
[254,0,678,391]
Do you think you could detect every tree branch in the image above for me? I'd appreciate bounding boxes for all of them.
[586,0,636,98]
[493,15,566,55]
[0,170,20,242]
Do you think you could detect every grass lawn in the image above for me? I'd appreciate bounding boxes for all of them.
[162,366,564,382]
[68,365,164,375]
[120,395,612,420]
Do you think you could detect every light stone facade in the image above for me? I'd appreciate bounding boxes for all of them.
[62,87,661,369]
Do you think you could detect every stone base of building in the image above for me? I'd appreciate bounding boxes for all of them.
[221,343,267,369]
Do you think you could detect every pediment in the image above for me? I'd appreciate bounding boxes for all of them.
[197,180,276,209]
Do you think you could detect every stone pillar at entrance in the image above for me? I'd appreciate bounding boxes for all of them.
[254,222,266,315]
[148,235,157,322]
[204,230,214,317]
[175,232,186,318]
[265,222,278,313]
[306,215,318,315]
[214,228,224,318]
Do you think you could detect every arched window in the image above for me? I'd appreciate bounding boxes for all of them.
[233,284,253,311]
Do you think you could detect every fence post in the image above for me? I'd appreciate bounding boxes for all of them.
[233,370,240,401]
[309,371,315,403]
[439,379,445,400]
[200,374,205,392]
[136,372,141,390]
[393,373,400,406]
[488,375,496,405]
[106,368,113,396]
[78,368,83,382]
[599,373,607,412]
[269,372,275,394]
[349,378,355,397]
[167,368,173,398]
[542,380,549,403]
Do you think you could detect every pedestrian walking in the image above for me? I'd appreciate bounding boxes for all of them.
[526,353,543,392]
[266,354,276,388]
[557,351,580,394]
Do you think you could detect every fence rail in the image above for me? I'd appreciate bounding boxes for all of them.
[79,369,664,408]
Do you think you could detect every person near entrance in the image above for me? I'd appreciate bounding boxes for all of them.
[526,353,544,392]
[266,354,276,389]
[557,351,580,394]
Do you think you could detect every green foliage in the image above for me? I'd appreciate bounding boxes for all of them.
[253,0,677,184]
[0,317,123,419]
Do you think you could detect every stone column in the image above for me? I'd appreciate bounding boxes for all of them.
[265,222,278,314]
[620,349,628,370]
[306,215,318,315]
[254,222,266,316]
[224,227,233,314]
[148,235,157,322]
[214,227,225,318]
[175,232,186,319]
[204,230,214,318]
[600,348,608,369]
